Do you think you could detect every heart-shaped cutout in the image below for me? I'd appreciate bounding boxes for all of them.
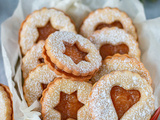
[95,21,123,31]
[100,44,129,60]
[111,86,141,119]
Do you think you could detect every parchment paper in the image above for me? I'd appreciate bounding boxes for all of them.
[1,0,160,119]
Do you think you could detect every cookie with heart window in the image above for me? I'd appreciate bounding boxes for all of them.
[80,7,137,40]
[42,31,102,81]
[40,78,92,120]
[0,84,13,120]
[89,71,155,120]
[89,27,140,61]
[19,7,77,55]
[91,54,152,85]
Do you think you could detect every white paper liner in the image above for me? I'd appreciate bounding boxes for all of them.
[1,0,160,119]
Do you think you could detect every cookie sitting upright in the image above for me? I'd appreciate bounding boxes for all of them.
[19,8,77,55]
[42,31,102,81]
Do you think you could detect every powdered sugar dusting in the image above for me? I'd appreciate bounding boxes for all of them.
[41,78,92,119]
[80,7,137,40]
[20,8,76,54]
[89,71,154,120]
[0,85,12,120]
[46,31,102,75]
[23,64,59,108]
[89,27,140,61]
[78,103,92,120]
[22,40,45,79]
[91,55,152,85]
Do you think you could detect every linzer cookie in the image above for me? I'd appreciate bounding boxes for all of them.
[19,8,77,55]
[80,7,137,40]
[89,27,140,60]
[23,64,59,108]
[91,54,152,85]
[0,84,13,120]
[40,78,92,120]
[89,71,155,120]
[22,40,45,79]
[43,31,102,81]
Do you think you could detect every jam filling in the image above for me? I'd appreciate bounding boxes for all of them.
[111,86,140,119]
[54,91,84,120]
[36,21,58,43]
[38,58,44,63]
[95,21,123,31]
[64,43,87,64]
[43,46,91,79]
[100,44,129,60]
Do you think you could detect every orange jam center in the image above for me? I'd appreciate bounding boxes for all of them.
[37,21,57,42]
[100,44,129,60]
[54,91,84,120]
[64,43,87,64]
[111,86,140,119]
[95,21,123,31]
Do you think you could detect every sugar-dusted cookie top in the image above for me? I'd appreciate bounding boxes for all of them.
[0,84,13,120]
[40,78,92,120]
[91,54,151,85]
[80,7,137,40]
[19,8,77,55]
[89,71,154,120]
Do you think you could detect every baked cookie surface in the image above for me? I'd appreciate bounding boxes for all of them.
[23,63,59,109]
[40,78,92,120]
[91,54,152,85]
[0,84,13,120]
[80,7,137,40]
[19,8,77,55]
[43,31,102,81]
[89,27,140,61]
[89,71,154,120]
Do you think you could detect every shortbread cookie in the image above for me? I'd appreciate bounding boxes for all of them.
[19,8,77,55]
[43,47,92,81]
[43,31,102,81]
[23,64,59,108]
[89,27,140,60]
[0,84,13,120]
[89,71,155,120]
[40,78,92,120]
[22,40,45,79]
[80,7,137,40]
[91,54,152,85]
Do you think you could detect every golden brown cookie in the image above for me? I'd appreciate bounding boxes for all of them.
[43,31,102,81]
[0,84,13,120]
[89,71,155,120]
[40,78,92,120]
[22,40,45,79]
[19,8,77,55]
[91,54,152,85]
[23,63,59,108]
[80,7,137,40]
[89,27,140,60]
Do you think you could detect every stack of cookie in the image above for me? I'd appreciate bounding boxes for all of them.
[20,7,155,120]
